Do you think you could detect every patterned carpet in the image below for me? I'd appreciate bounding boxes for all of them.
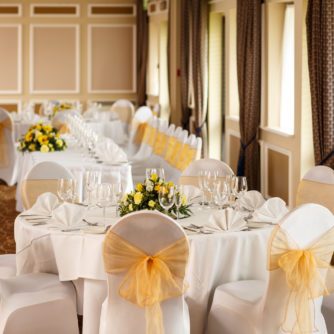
[0,180,18,254]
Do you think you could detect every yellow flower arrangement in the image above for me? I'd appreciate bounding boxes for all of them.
[18,122,67,153]
[119,175,192,218]
[52,103,73,117]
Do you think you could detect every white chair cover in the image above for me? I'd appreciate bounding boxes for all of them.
[0,108,18,186]
[110,99,135,124]
[0,255,16,278]
[21,161,74,210]
[99,210,190,334]
[0,273,79,334]
[206,203,334,334]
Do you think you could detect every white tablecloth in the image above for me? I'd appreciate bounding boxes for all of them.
[15,148,133,212]
[14,207,272,334]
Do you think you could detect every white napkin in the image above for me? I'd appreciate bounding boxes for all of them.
[237,190,265,211]
[22,192,59,217]
[251,197,289,223]
[181,185,202,204]
[95,138,128,163]
[205,208,247,232]
[52,202,86,227]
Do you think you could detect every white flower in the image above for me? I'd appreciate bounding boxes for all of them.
[146,180,154,192]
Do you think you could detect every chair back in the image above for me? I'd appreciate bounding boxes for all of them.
[0,108,17,185]
[110,99,135,124]
[101,210,190,334]
[168,130,189,167]
[179,159,233,187]
[296,166,334,214]
[261,204,334,334]
[21,161,74,209]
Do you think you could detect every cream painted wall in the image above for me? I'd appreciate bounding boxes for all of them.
[0,0,137,112]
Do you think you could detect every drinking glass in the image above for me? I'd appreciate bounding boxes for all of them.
[198,170,206,209]
[214,181,228,209]
[232,176,248,209]
[158,186,175,214]
[97,183,113,224]
[84,170,101,206]
[158,168,165,181]
[204,170,218,207]
[57,179,74,203]
[146,168,157,180]
[174,185,184,221]
[112,183,123,217]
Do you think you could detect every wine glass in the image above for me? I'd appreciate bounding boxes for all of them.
[112,183,123,217]
[158,185,175,215]
[146,168,157,180]
[214,181,228,210]
[158,168,165,181]
[57,179,74,203]
[198,170,206,209]
[97,183,113,224]
[232,176,248,210]
[84,170,101,206]
[174,185,184,221]
[204,170,218,207]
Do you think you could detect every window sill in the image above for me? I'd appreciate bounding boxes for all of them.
[260,126,294,138]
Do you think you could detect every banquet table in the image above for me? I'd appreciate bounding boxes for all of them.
[14,206,273,334]
[15,147,133,212]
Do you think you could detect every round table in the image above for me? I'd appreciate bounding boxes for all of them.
[15,207,273,334]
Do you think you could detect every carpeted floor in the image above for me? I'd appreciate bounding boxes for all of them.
[0,180,18,254]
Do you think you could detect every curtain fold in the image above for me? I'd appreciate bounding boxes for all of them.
[136,0,149,106]
[236,0,261,190]
[306,0,334,168]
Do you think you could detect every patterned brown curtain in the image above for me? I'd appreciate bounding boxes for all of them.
[180,0,208,156]
[236,0,261,190]
[136,0,148,106]
[306,0,334,168]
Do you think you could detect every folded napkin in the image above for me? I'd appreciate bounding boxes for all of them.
[181,185,202,204]
[52,202,86,227]
[205,208,247,232]
[251,197,289,224]
[237,190,265,211]
[22,192,59,217]
[95,138,128,163]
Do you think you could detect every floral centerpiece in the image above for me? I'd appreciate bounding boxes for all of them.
[52,103,72,116]
[119,174,192,218]
[18,122,67,153]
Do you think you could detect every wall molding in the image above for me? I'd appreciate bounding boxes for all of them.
[225,128,240,168]
[30,4,80,17]
[87,24,136,94]
[30,24,80,94]
[0,4,22,17]
[0,24,22,95]
[88,4,136,18]
[0,99,22,113]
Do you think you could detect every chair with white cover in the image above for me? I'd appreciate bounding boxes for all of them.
[0,273,79,334]
[206,203,334,334]
[21,161,74,210]
[0,108,18,186]
[296,165,334,214]
[0,255,16,278]
[296,166,334,332]
[99,210,190,334]
[110,99,135,134]
[127,106,152,157]
[179,158,233,188]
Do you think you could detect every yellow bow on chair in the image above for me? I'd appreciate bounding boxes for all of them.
[103,231,189,334]
[134,122,149,145]
[0,117,13,168]
[269,226,334,334]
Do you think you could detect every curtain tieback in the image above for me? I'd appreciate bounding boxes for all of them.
[237,134,257,176]
[195,121,206,136]
[320,150,334,165]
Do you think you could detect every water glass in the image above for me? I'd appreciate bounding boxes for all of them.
[84,170,101,205]
[57,179,75,203]
[204,170,218,207]
[232,176,248,209]
[158,186,175,214]
[146,168,157,180]
[174,185,184,221]
[97,183,113,224]
[112,183,123,217]
[198,170,206,208]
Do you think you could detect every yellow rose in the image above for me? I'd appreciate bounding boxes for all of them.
[134,192,143,205]
[25,131,33,142]
[36,125,42,131]
[151,174,158,182]
[148,200,155,208]
[40,144,49,153]
[56,133,60,138]
[43,125,52,133]
[154,185,160,192]
[129,204,133,211]
[182,195,187,205]
[136,183,144,192]
[28,143,36,151]
[56,139,63,147]
[168,182,174,187]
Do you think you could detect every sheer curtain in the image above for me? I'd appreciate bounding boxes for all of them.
[306,0,334,167]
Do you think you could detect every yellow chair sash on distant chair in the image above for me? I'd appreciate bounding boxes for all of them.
[133,122,149,145]
[103,231,189,334]
[0,117,13,168]
[296,179,334,214]
[269,225,334,334]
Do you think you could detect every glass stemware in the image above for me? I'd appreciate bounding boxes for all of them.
[174,185,184,221]
[232,176,248,209]
[146,168,158,180]
[158,186,175,215]
[214,181,228,209]
[198,170,206,209]
[57,178,75,203]
[84,170,101,206]
[112,183,123,217]
[204,170,218,207]
[97,183,113,224]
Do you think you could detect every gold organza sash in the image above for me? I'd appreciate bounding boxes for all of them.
[52,119,70,134]
[269,226,334,334]
[133,122,149,145]
[103,232,189,334]
[153,133,169,156]
[176,145,190,171]
[148,127,157,147]
[21,179,58,209]
[296,179,334,214]
[164,137,177,161]
[0,117,13,168]
[112,106,133,123]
